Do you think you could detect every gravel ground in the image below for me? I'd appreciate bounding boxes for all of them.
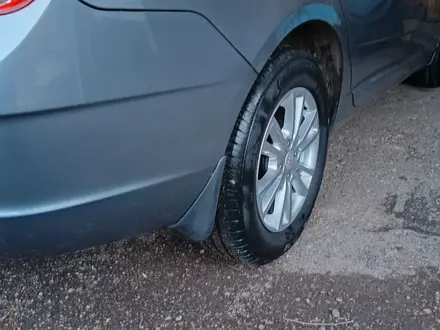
[1,85,440,329]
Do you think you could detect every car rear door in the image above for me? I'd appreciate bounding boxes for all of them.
[339,0,413,106]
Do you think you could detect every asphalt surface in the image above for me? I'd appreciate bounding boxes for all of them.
[1,85,440,330]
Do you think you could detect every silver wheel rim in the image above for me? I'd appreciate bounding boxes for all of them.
[256,87,320,232]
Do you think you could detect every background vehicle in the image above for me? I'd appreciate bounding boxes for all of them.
[0,0,439,264]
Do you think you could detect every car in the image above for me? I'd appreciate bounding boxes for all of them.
[1,0,439,264]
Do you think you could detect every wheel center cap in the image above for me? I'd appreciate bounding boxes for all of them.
[284,151,297,170]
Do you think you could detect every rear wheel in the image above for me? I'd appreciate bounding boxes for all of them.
[205,46,330,265]
[406,47,440,88]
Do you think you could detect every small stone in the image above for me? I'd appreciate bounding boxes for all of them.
[295,298,300,302]
[67,288,75,294]
[423,308,432,315]
[165,316,172,321]
[406,296,411,300]
[156,327,161,330]
[38,292,43,298]
[241,291,250,298]
[305,298,311,304]
[175,315,183,321]
[319,326,326,330]
[331,308,340,318]
[258,325,265,330]
[200,249,205,254]
[336,297,343,303]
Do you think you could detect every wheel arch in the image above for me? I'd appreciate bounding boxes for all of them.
[252,3,351,126]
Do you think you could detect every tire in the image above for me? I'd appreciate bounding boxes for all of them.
[205,46,330,265]
[406,47,440,88]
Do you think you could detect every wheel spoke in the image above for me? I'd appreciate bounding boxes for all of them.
[266,173,288,231]
[304,89,317,111]
[298,128,318,152]
[281,176,292,226]
[292,95,305,143]
[280,91,295,140]
[258,170,283,215]
[296,110,317,149]
[261,140,284,163]
[291,172,308,197]
[268,117,286,148]
[297,163,314,176]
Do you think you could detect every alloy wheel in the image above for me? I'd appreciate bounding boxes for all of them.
[256,87,320,232]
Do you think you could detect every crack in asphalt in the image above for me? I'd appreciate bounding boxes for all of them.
[369,225,440,238]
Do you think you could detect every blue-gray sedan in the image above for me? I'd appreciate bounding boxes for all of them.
[1,0,439,264]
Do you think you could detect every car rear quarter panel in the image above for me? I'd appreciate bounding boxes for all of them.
[0,0,257,252]
[78,0,354,128]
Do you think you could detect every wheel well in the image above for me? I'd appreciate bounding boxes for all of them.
[282,20,343,124]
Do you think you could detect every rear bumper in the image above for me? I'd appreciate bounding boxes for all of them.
[0,0,256,254]
[0,161,224,256]
[0,168,213,255]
